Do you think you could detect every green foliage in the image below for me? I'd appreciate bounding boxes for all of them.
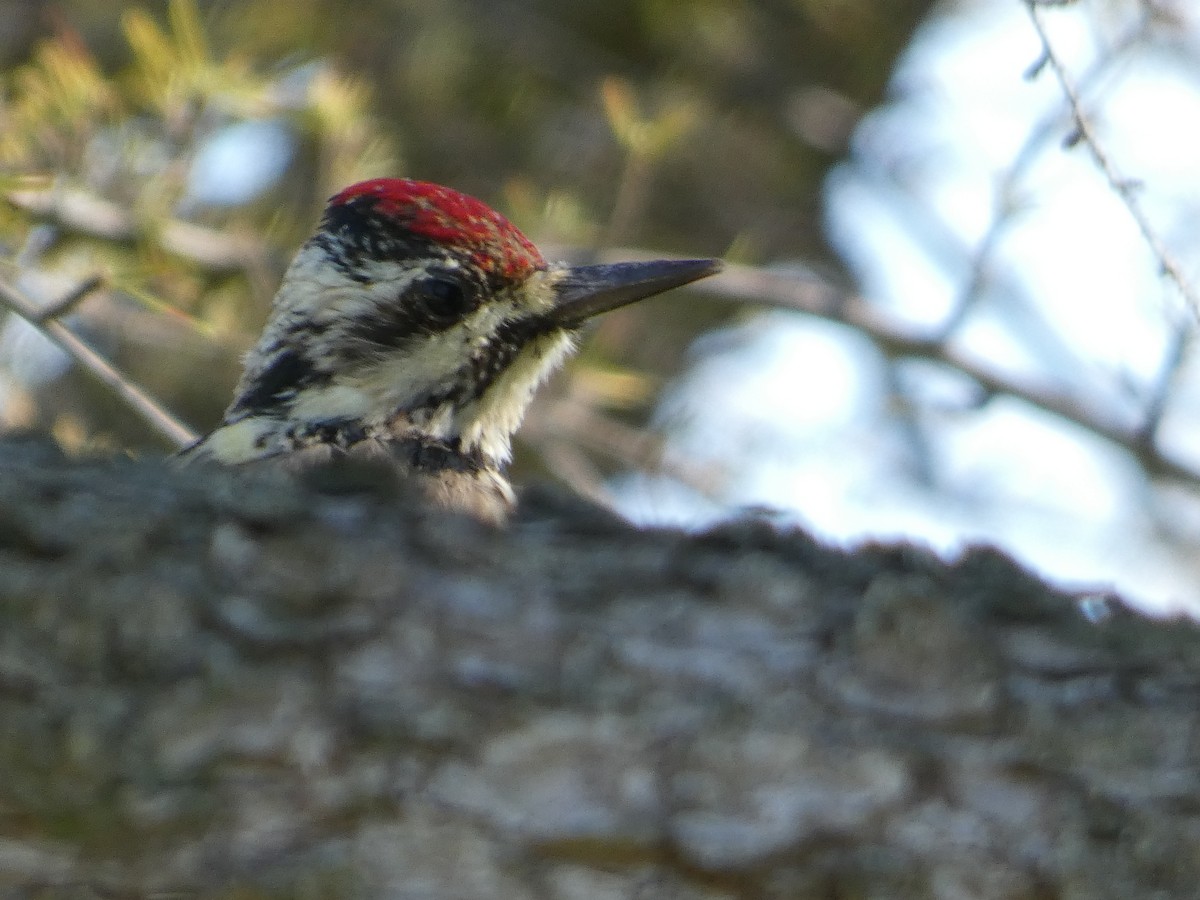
[0,0,396,293]
[0,0,407,450]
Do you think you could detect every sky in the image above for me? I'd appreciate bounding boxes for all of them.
[614,0,1200,617]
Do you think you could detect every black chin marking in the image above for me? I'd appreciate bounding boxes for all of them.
[404,316,555,415]
[230,349,328,417]
[462,318,549,402]
[295,417,369,449]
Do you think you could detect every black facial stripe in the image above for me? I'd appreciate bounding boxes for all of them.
[319,201,450,282]
[339,298,434,358]
[463,318,547,401]
[309,231,373,283]
[336,272,484,362]
[405,317,553,415]
[230,349,328,416]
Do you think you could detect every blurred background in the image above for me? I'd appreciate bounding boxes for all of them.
[1,0,1199,614]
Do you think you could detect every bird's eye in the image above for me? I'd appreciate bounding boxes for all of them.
[415,276,477,324]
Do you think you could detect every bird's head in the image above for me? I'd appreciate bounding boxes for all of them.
[206,177,721,468]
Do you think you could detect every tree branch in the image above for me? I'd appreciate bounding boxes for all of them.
[554,244,1200,489]
[0,438,1197,897]
[6,187,266,274]
[0,276,197,450]
[1024,1,1200,323]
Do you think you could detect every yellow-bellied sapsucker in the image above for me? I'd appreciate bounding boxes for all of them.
[180,178,721,522]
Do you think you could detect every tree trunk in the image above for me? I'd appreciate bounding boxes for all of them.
[0,437,1196,899]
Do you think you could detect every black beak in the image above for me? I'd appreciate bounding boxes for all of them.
[550,258,723,327]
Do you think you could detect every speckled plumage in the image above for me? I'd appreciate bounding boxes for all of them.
[180,178,721,522]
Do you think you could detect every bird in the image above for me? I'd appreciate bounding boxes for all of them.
[179,177,722,523]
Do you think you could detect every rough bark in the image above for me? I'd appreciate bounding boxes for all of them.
[0,436,1197,899]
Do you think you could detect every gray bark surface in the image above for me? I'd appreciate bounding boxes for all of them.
[0,436,1198,899]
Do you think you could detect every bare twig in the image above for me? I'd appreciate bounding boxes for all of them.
[600,149,653,254]
[562,251,1200,488]
[1024,2,1200,323]
[0,276,197,450]
[1023,0,1200,458]
[1139,319,1191,443]
[718,262,1200,484]
[31,274,105,323]
[937,15,1144,343]
[526,394,726,499]
[6,188,266,273]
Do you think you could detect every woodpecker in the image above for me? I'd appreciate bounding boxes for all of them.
[180,177,721,523]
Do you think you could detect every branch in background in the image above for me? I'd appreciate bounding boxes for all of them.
[12,250,1191,494]
[6,188,266,273]
[938,11,1146,344]
[30,274,105,323]
[553,229,1200,488]
[0,275,197,450]
[4,249,1191,493]
[533,4,1200,500]
[522,392,727,507]
[8,0,1195,494]
[692,261,1200,487]
[1024,0,1200,444]
[871,8,1155,481]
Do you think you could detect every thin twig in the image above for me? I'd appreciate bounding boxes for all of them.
[6,188,265,273]
[31,274,105,323]
[1139,318,1191,442]
[669,258,1200,487]
[526,394,726,498]
[1024,0,1200,455]
[938,15,1143,341]
[1025,1,1200,323]
[0,276,197,450]
[600,149,653,254]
